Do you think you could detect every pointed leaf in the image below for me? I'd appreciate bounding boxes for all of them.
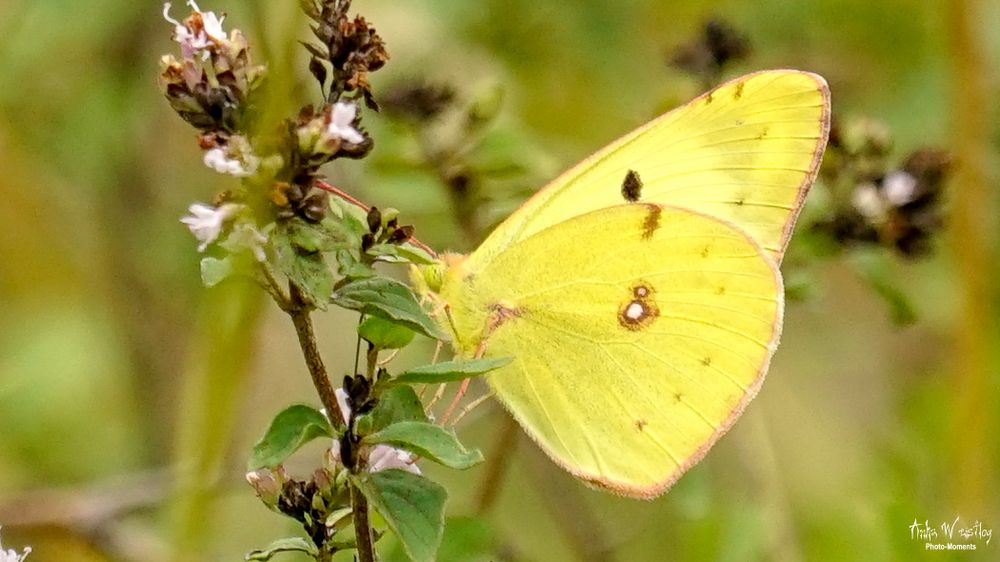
[364,421,484,470]
[287,217,349,253]
[249,405,333,470]
[245,537,318,561]
[393,357,512,385]
[358,316,416,349]
[369,385,428,432]
[330,277,446,340]
[274,232,335,309]
[200,256,236,287]
[352,469,446,562]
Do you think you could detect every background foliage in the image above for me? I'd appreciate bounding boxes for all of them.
[0,0,997,560]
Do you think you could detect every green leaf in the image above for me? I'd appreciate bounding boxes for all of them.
[353,470,447,562]
[358,316,416,349]
[370,385,428,431]
[364,421,484,469]
[200,256,236,287]
[325,506,354,528]
[393,357,512,385]
[367,243,439,267]
[287,217,349,253]
[336,249,377,279]
[245,537,318,561]
[274,232,336,309]
[330,277,446,340]
[382,516,495,562]
[248,405,333,470]
[329,197,369,238]
[396,243,438,266]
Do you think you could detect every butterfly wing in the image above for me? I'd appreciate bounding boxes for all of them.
[474,70,829,265]
[442,204,782,497]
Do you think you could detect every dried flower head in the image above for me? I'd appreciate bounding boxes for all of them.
[381,82,456,122]
[814,117,950,258]
[160,2,265,135]
[301,0,390,108]
[670,19,751,86]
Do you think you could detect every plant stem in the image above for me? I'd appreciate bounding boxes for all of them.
[350,483,376,562]
[475,414,520,514]
[947,0,997,515]
[287,284,346,429]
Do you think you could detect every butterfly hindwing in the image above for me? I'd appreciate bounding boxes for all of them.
[442,204,782,497]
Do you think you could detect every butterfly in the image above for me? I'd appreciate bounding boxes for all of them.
[423,69,830,498]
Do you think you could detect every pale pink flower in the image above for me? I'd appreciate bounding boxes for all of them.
[328,388,421,474]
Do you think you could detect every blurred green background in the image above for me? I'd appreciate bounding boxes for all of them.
[1,0,998,561]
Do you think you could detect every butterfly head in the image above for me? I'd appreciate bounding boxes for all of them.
[409,252,469,298]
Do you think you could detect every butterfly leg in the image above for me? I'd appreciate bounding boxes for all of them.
[438,338,490,424]
[448,389,494,426]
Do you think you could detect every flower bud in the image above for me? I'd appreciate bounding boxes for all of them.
[246,467,285,509]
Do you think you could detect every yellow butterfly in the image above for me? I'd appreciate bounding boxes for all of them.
[425,69,830,498]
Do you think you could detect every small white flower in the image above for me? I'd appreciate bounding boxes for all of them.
[326,102,365,145]
[331,388,421,474]
[163,3,210,58]
[882,170,918,207]
[852,182,886,219]
[0,527,31,562]
[180,202,243,252]
[189,0,228,42]
[221,222,269,262]
[202,147,258,177]
[163,2,229,58]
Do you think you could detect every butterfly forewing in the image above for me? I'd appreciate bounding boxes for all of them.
[473,70,830,265]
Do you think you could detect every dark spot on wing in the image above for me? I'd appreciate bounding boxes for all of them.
[735,198,745,206]
[635,419,647,432]
[716,286,726,295]
[701,245,711,258]
[701,356,712,367]
[705,91,714,104]
[673,392,683,402]
[618,283,659,331]
[486,302,522,334]
[621,169,643,202]
[641,205,661,240]
[756,126,770,140]
[734,80,745,100]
